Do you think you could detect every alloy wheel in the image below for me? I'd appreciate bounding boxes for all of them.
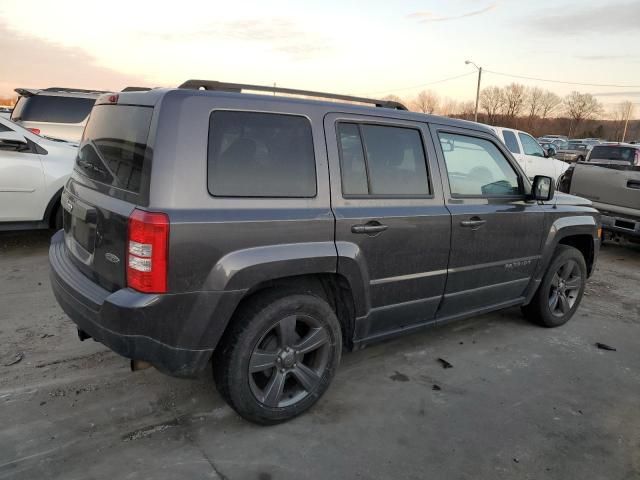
[548,259,582,317]
[248,314,331,408]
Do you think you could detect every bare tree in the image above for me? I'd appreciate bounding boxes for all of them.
[525,87,544,124]
[479,86,505,124]
[503,83,527,122]
[438,97,460,117]
[610,101,634,141]
[539,91,562,119]
[458,101,476,120]
[564,91,603,136]
[411,90,439,114]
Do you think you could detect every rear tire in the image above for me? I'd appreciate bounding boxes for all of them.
[522,245,587,328]
[213,291,342,424]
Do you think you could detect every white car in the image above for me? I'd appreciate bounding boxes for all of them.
[490,126,570,181]
[11,87,105,143]
[0,116,77,230]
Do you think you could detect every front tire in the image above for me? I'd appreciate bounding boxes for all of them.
[213,291,342,424]
[522,245,587,328]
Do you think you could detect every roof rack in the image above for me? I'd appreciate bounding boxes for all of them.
[178,79,408,111]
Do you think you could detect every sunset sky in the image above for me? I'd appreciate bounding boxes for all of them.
[1,0,639,108]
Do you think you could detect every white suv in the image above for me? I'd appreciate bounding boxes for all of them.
[11,87,106,143]
[0,116,77,230]
[490,126,569,181]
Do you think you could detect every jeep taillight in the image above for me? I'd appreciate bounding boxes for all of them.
[127,209,169,293]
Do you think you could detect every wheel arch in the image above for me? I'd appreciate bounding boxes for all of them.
[223,272,358,351]
[43,186,64,228]
[523,215,599,304]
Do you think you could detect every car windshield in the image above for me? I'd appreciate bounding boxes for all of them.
[567,142,587,150]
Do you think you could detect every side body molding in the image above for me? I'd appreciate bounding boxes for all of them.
[205,242,339,291]
[523,214,599,304]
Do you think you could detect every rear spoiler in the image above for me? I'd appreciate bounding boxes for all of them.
[14,88,38,97]
[14,87,109,97]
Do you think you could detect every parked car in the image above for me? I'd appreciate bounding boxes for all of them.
[555,141,590,163]
[538,137,568,149]
[490,126,570,180]
[539,142,558,157]
[11,87,106,142]
[541,134,568,141]
[575,138,602,150]
[50,80,600,424]
[0,116,77,230]
[0,106,12,119]
[558,143,639,242]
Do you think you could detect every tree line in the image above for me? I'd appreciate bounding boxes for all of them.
[385,84,637,141]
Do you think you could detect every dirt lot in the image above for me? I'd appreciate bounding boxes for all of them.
[0,230,638,480]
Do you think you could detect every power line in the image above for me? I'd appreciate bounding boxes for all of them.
[484,69,640,89]
[365,72,475,96]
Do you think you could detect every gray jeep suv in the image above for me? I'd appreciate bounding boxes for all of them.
[49,80,600,424]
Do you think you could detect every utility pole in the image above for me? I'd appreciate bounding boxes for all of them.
[466,60,482,122]
[622,102,632,142]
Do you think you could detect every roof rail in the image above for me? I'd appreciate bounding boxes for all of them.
[178,79,408,111]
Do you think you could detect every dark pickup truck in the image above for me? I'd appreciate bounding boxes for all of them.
[50,80,600,424]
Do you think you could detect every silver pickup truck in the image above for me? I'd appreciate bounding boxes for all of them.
[558,144,640,241]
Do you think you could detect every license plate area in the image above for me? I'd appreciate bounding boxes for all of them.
[62,190,98,259]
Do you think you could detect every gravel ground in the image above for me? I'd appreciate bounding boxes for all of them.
[0,230,638,480]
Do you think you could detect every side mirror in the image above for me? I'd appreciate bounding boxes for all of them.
[546,147,556,157]
[531,175,555,201]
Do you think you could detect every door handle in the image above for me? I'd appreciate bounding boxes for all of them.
[351,221,388,235]
[460,217,486,229]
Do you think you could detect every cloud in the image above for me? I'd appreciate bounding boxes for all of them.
[592,91,640,97]
[408,3,497,22]
[575,54,639,62]
[139,18,332,61]
[0,21,145,97]
[529,2,640,34]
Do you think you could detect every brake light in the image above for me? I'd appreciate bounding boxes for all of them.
[28,128,40,135]
[635,150,640,167]
[127,209,169,293]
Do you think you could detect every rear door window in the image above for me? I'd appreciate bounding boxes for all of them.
[207,111,317,197]
[502,130,520,154]
[75,105,153,193]
[589,146,636,164]
[11,95,96,123]
[336,122,430,196]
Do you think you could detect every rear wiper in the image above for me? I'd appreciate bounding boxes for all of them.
[87,140,123,188]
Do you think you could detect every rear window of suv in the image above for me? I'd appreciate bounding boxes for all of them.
[75,105,153,193]
[11,95,95,123]
[588,145,637,163]
[207,111,316,197]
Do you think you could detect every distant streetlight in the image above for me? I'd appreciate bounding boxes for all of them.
[465,60,482,123]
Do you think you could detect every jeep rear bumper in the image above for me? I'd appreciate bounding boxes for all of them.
[48,230,244,377]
